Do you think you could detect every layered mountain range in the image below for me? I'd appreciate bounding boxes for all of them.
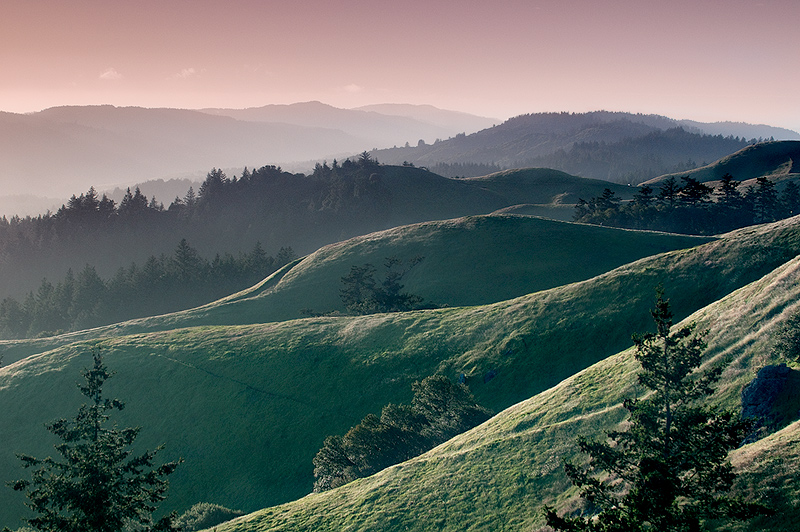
[1,104,796,214]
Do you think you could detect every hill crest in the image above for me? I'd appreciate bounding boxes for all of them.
[641,140,800,186]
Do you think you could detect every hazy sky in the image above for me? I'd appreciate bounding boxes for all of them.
[2,0,798,131]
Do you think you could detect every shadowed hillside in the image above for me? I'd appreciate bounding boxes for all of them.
[642,140,800,187]
[370,112,796,183]
[2,216,800,527]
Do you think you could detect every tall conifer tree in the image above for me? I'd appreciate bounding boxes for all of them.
[544,289,769,531]
[10,351,180,532]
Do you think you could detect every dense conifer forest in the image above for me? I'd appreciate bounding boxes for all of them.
[517,128,754,184]
[0,156,393,338]
[0,239,295,338]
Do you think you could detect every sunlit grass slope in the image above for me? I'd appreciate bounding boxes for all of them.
[642,140,800,187]
[209,251,800,532]
[0,215,709,364]
[1,216,800,528]
[157,215,709,325]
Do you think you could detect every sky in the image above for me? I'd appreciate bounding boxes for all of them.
[2,0,799,132]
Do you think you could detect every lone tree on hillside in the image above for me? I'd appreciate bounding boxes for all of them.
[339,256,426,315]
[9,351,181,532]
[543,288,770,531]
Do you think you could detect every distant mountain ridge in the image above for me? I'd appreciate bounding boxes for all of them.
[0,103,496,199]
[0,106,359,197]
[353,103,501,132]
[200,101,498,148]
[371,111,799,183]
[1,105,795,206]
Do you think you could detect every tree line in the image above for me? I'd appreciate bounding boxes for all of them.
[0,155,391,304]
[0,155,386,254]
[0,239,295,339]
[427,162,504,178]
[574,174,800,234]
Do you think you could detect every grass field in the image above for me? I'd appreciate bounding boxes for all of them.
[2,215,800,529]
[0,215,710,365]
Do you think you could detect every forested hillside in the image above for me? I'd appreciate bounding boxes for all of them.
[0,160,634,303]
[0,239,296,338]
[371,112,788,182]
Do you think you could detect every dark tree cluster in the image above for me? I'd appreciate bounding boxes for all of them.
[0,158,396,308]
[312,375,492,492]
[574,174,800,235]
[309,152,390,216]
[339,256,427,315]
[0,239,295,339]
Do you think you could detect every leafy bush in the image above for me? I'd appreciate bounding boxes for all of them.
[173,503,245,532]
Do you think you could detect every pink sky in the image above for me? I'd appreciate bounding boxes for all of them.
[2,0,798,132]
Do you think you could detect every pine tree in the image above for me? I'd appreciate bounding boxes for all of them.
[9,351,180,532]
[543,289,769,531]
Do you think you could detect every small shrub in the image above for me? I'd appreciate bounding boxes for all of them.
[173,502,245,531]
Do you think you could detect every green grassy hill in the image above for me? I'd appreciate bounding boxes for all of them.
[370,166,636,230]
[1,214,702,364]
[465,167,633,205]
[212,252,800,532]
[2,216,800,528]
[641,140,800,187]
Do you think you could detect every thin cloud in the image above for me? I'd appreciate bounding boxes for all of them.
[175,67,198,79]
[343,84,364,94]
[99,68,122,80]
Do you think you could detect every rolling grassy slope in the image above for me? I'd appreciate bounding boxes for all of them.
[209,251,800,532]
[0,215,706,365]
[367,166,636,231]
[464,167,634,206]
[2,216,800,527]
[641,140,800,187]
